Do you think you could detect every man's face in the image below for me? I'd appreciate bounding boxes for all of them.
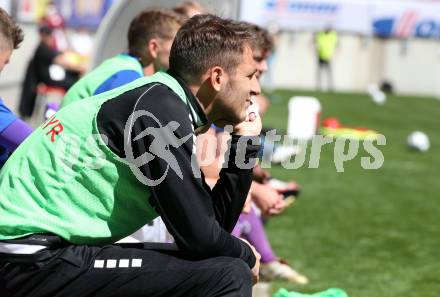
[154,36,175,71]
[252,48,270,79]
[0,48,12,74]
[212,46,261,125]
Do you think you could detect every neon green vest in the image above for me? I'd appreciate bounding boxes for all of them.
[316,31,338,61]
[61,54,143,108]
[0,72,196,245]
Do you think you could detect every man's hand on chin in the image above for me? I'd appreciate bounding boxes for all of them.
[233,101,262,136]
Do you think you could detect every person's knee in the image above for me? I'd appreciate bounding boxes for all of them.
[222,258,253,289]
[200,257,253,296]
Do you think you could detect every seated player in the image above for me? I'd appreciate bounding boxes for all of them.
[200,22,309,284]
[60,8,185,108]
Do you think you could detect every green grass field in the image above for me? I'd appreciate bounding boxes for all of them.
[262,90,439,297]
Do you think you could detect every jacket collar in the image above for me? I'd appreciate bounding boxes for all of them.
[167,69,208,128]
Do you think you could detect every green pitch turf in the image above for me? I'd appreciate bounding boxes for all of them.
[262,90,439,297]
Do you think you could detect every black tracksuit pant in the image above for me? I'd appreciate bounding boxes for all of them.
[0,243,252,297]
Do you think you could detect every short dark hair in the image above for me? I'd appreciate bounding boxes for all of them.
[237,22,274,56]
[128,8,186,58]
[0,7,24,50]
[169,14,254,83]
[252,24,274,56]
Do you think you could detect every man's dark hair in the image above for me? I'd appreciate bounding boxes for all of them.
[0,7,24,50]
[169,14,254,83]
[235,22,274,58]
[250,23,274,56]
[128,8,186,59]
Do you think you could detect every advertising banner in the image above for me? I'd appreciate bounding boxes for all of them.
[16,0,114,29]
[372,1,440,38]
[241,0,440,38]
[56,0,114,29]
[240,0,371,34]
[16,0,50,22]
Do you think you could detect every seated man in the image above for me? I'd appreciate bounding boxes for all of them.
[32,25,84,90]
[60,8,186,243]
[60,8,185,108]
[18,24,85,124]
[199,22,308,284]
[0,15,261,296]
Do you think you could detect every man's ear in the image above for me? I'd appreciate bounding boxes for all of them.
[209,66,225,92]
[147,38,160,59]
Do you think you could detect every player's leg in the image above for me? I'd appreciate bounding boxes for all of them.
[239,208,308,284]
[1,244,252,297]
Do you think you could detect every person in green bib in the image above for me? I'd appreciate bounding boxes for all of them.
[315,26,338,91]
[63,7,185,244]
[0,15,262,296]
[60,8,186,108]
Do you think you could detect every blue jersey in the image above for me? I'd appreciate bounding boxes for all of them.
[61,54,143,108]
[0,98,18,165]
[94,68,142,95]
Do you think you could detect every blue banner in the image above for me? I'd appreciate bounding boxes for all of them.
[55,0,114,30]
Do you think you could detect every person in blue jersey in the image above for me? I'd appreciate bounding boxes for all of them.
[61,8,186,107]
[0,8,33,168]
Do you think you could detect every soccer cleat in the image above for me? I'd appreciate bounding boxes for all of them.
[260,260,309,284]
